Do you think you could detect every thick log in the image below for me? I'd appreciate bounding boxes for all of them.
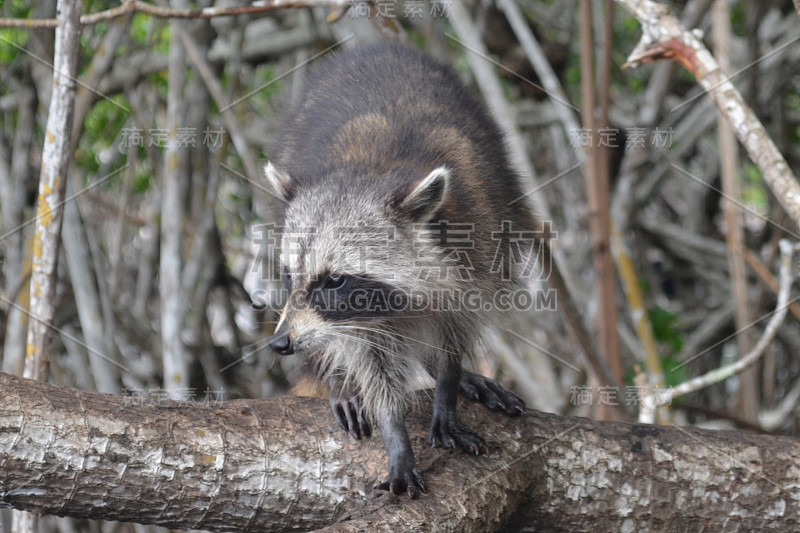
[0,372,799,532]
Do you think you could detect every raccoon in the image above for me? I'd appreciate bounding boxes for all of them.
[265,43,535,498]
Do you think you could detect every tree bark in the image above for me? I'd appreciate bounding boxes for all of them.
[712,0,756,423]
[580,0,622,419]
[0,371,799,532]
[159,0,190,399]
[25,0,81,381]
[16,3,82,531]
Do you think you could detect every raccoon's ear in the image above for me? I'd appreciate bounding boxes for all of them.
[264,161,293,202]
[398,166,449,221]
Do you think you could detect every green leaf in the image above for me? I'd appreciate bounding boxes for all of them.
[649,306,683,354]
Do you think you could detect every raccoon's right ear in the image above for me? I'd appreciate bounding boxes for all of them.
[264,161,293,202]
[397,166,450,222]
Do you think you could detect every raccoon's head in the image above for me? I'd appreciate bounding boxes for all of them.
[263,162,450,356]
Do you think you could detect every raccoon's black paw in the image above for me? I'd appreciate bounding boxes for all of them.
[427,418,489,456]
[460,371,526,417]
[376,464,426,499]
[329,391,371,439]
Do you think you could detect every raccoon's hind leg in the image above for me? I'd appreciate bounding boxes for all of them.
[328,374,371,439]
[460,371,526,417]
[428,354,489,455]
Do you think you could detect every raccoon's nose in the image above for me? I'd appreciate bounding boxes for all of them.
[268,332,294,355]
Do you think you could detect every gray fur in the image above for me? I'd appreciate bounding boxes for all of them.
[267,43,532,496]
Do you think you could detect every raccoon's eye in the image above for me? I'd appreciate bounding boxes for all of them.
[324,274,347,290]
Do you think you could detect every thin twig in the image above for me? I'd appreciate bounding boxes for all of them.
[713,0,756,423]
[743,248,800,324]
[640,240,796,423]
[616,0,800,231]
[0,0,353,28]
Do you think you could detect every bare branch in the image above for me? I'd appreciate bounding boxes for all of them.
[446,1,623,402]
[496,0,583,158]
[0,0,354,28]
[25,0,82,381]
[616,0,800,231]
[713,0,756,423]
[642,240,796,421]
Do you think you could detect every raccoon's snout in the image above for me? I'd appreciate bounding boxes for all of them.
[268,331,294,356]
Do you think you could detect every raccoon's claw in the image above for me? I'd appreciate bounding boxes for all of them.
[427,418,489,456]
[460,371,526,417]
[330,392,371,439]
[376,465,426,498]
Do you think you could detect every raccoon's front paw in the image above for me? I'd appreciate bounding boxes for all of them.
[427,417,489,456]
[460,371,526,417]
[329,391,371,439]
[376,463,426,499]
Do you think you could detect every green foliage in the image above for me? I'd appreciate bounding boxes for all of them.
[0,28,28,65]
[621,14,641,35]
[404,26,426,50]
[149,69,168,100]
[626,73,645,94]
[83,0,116,15]
[649,305,683,355]
[249,66,280,115]
[625,306,687,390]
[660,354,688,389]
[4,0,32,17]
[121,14,170,55]
[453,53,470,77]
[787,90,800,113]
[742,163,768,211]
[133,168,151,195]
[614,11,643,55]
[730,2,747,37]
[75,95,130,172]
[786,92,800,145]
[565,62,581,91]
[637,275,651,298]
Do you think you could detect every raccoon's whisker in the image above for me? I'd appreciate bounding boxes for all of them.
[327,329,406,359]
[330,325,413,351]
[326,331,386,352]
[333,324,461,357]
[327,330,410,366]
[344,327,458,355]
[244,336,274,351]
[319,330,409,396]
[266,351,280,371]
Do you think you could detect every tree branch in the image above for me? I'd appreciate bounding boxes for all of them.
[616,0,800,230]
[0,0,353,28]
[640,240,796,422]
[2,372,800,531]
[25,0,82,380]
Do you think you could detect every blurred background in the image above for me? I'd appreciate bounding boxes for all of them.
[2,0,800,530]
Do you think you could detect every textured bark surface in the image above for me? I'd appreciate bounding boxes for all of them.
[25,0,81,381]
[1,371,800,532]
[158,0,190,399]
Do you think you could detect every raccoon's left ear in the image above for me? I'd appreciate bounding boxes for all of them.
[398,166,450,222]
[264,161,293,202]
